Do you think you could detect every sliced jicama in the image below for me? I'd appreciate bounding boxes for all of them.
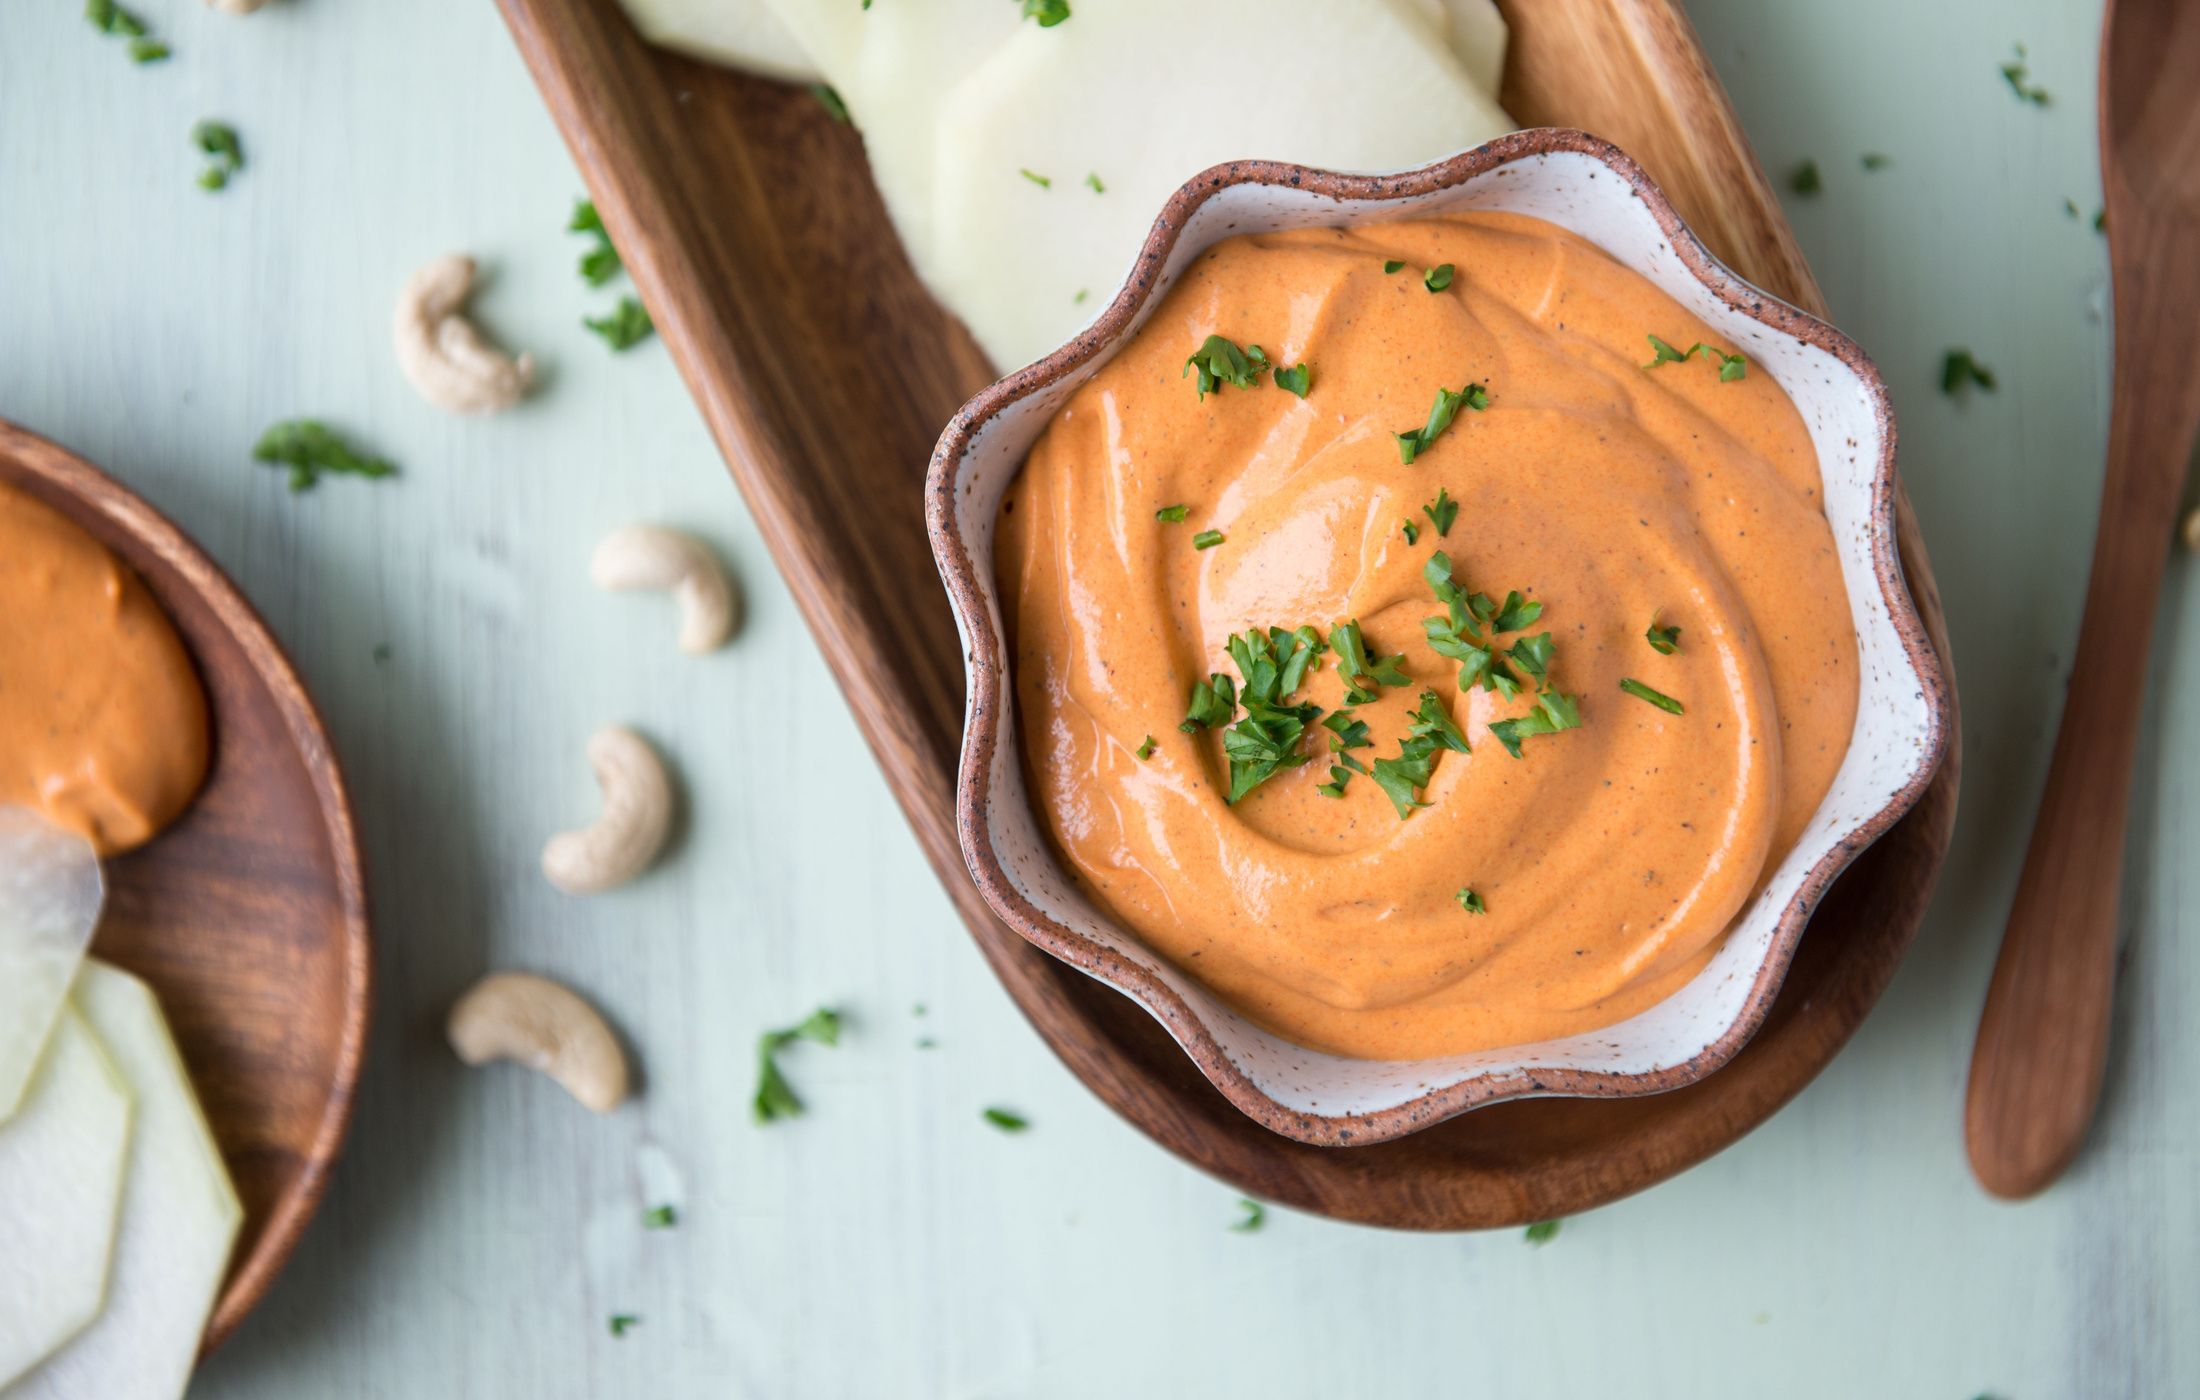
[759,0,1023,274]
[929,0,1512,368]
[0,806,105,1123]
[616,0,817,84]
[0,1010,133,1388]
[1436,0,1510,96]
[13,962,244,1400]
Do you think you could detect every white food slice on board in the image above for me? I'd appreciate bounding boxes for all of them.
[0,1010,133,1388]
[616,0,817,84]
[759,0,1023,276]
[930,0,1514,369]
[0,805,105,1123]
[12,962,244,1400]
[1436,0,1510,96]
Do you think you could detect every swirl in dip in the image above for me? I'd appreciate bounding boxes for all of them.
[0,481,209,854]
[995,212,1859,1060]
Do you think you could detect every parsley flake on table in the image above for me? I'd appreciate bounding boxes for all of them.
[643,1204,678,1229]
[1524,1219,1562,1246]
[1020,0,1071,26]
[1423,263,1456,292]
[609,1314,640,1337]
[1019,167,1052,189]
[569,199,624,286]
[1620,677,1685,714]
[752,1007,841,1124]
[983,1106,1030,1132]
[585,296,654,351]
[1331,619,1408,703]
[1273,362,1312,398]
[1488,690,1584,759]
[2000,43,2051,106]
[252,420,396,493]
[1192,529,1226,550]
[85,0,147,36]
[1646,619,1682,654]
[1455,888,1486,914]
[1394,382,1487,463]
[128,37,168,62]
[193,122,244,192]
[1861,152,1893,171]
[1941,348,1997,396]
[1084,171,1104,193]
[810,83,852,124]
[1422,487,1459,537]
[1155,503,1190,523]
[1183,334,1269,399]
[1787,160,1822,196]
[1231,1198,1266,1232]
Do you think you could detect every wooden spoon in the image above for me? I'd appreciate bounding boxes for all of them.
[1965,0,2200,1199]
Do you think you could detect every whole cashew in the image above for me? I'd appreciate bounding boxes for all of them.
[591,525,739,653]
[542,726,673,894]
[392,253,536,415]
[447,972,629,1112]
[206,0,272,12]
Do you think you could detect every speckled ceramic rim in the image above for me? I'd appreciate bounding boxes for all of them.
[926,129,1951,1147]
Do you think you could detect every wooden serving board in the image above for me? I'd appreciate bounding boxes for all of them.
[493,0,1961,1227]
[0,421,371,1349]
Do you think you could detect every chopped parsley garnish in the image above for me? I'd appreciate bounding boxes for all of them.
[644,1204,678,1228]
[1491,590,1543,632]
[1423,263,1456,292]
[1365,690,1470,820]
[1619,678,1685,714]
[569,199,623,286]
[1455,888,1486,914]
[1488,690,1583,759]
[1019,167,1052,189]
[193,122,244,191]
[1422,487,1459,537]
[1231,1198,1266,1232]
[1183,334,1269,399]
[2000,44,2051,106]
[810,83,852,124]
[1085,171,1105,193]
[1644,334,1745,381]
[1383,259,1406,274]
[1646,619,1682,654]
[1135,734,1156,760]
[1322,710,1373,751]
[752,1007,841,1124]
[1273,362,1312,398]
[1216,627,1326,802]
[1192,529,1226,550]
[983,1106,1030,1132]
[253,420,396,492]
[1020,0,1071,26]
[1507,631,1554,682]
[1402,519,1420,545]
[1180,673,1238,732]
[1524,1219,1562,1246]
[585,297,655,351]
[1155,503,1190,523]
[1314,753,1367,799]
[1422,553,1539,698]
[609,1314,640,1337]
[1788,160,1822,196]
[1408,689,1470,753]
[1394,382,1488,462]
[1330,619,1408,703]
[1861,152,1892,171]
[1941,348,1996,397]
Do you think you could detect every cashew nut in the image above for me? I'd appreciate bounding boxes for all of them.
[591,525,739,653]
[206,0,272,12]
[392,253,535,415]
[542,726,673,894]
[447,972,629,1112]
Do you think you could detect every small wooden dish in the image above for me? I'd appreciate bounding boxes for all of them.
[0,420,371,1353]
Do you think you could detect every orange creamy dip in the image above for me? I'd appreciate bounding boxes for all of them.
[997,212,1858,1060]
[0,481,208,855]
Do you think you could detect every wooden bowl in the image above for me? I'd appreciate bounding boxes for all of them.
[0,420,371,1352]
[493,0,1961,1226]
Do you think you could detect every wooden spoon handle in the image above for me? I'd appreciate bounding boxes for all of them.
[1964,217,2200,1197]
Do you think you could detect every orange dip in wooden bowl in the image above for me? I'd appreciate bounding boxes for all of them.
[1,481,208,854]
[996,212,1858,1060]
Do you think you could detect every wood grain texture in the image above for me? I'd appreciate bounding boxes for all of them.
[1965,0,2200,1199]
[490,0,1960,1227]
[0,421,372,1353]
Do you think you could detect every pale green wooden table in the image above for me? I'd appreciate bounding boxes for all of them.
[3,1,2191,1396]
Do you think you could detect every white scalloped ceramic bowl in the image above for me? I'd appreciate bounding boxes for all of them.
[926,130,1950,1146]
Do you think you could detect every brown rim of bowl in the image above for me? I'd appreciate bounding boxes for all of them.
[0,419,375,1349]
[925,127,1953,1148]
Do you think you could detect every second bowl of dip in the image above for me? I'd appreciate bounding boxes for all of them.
[927,130,1949,1146]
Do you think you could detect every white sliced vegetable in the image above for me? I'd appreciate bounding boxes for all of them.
[0,1011,133,1387]
[0,806,104,1123]
[930,0,1512,368]
[617,0,817,84]
[13,963,244,1400]
[1436,0,1509,96]
[759,0,1022,274]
